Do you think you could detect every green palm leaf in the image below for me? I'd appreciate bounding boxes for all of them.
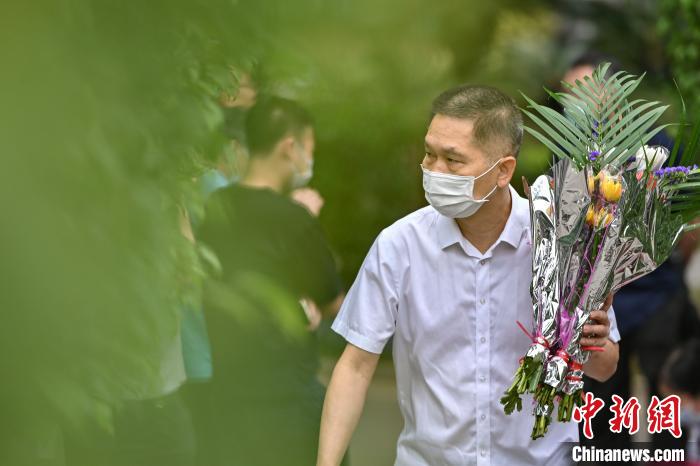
[523,126,570,161]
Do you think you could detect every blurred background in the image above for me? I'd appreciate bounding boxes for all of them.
[2,0,700,465]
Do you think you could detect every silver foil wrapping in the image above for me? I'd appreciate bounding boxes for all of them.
[526,174,559,364]
[542,350,569,389]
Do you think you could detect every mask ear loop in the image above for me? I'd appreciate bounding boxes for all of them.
[473,158,503,201]
[474,158,503,180]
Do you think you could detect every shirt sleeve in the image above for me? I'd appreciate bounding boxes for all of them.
[293,210,343,307]
[331,231,400,354]
[607,304,621,343]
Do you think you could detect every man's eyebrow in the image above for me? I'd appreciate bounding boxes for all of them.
[444,146,464,156]
[443,146,468,159]
[425,140,468,159]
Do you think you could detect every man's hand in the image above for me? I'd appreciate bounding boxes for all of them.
[291,187,324,217]
[580,293,613,348]
[300,298,323,331]
[582,293,619,382]
[580,294,613,347]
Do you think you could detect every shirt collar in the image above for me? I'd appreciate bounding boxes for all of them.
[435,185,528,253]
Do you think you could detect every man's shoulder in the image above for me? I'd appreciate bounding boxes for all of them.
[510,185,531,230]
[211,184,312,219]
[376,205,437,246]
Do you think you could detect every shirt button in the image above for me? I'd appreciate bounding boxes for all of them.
[480,414,486,421]
[480,375,486,382]
[480,259,486,265]
[481,449,487,457]
[479,298,485,305]
[480,336,486,343]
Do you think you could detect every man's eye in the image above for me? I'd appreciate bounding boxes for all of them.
[448,158,460,163]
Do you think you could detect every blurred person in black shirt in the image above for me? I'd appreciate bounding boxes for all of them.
[196,96,344,466]
[660,339,700,464]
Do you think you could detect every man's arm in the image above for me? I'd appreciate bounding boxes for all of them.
[317,343,380,466]
[582,294,620,382]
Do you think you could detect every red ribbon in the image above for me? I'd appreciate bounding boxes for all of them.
[569,361,584,372]
[516,320,533,339]
[565,361,584,381]
[516,321,550,349]
[556,349,570,364]
[515,321,602,353]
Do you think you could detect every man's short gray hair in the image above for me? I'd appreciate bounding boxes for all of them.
[431,84,523,158]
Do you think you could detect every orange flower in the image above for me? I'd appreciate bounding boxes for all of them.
[587,175,596,195]
[594,208,614,228]
[601,176,622,203]
[585,205,595,226]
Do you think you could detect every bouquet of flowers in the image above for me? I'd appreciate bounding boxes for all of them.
[501,63,700,439]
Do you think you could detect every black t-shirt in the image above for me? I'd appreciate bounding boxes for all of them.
[199,184,341,307]
[198,184,342,402]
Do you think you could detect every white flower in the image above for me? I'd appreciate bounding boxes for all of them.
[633,145,668,172]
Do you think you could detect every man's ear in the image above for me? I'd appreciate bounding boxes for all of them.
[497,156,517,188]
[277,136,296,162]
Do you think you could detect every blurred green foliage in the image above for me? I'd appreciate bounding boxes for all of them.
[0,0,277,460]
[659,0,700,118]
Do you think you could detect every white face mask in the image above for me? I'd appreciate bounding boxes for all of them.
[421,159,501,218]
[291,142,314,189]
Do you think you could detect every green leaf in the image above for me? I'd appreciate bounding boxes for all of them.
[562,82,598,115]
[521,108,581,157]
[600,74,644,118]
[606,125,671,165]
[570,79,603,118]
[681,117,700,167]
[522,94,589,149]
[599,99,653,136]
[683,223,700,233]
[523,126,571,162]
[541,90,593,142]
[595,62,612,81]
[603,107,669,159]
[557,94,593,132]
[664,181,700,190]
[669,79,687,167]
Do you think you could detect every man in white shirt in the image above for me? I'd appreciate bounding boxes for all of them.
[317,85,620,466]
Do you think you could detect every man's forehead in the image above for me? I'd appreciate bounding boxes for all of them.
[424,137,463,155]
[426,114,474,141]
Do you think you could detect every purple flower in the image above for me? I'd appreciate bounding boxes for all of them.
[588,150,601,162]
[655,164,695,184]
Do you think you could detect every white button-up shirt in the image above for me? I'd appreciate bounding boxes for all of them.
[332,185,621,466]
